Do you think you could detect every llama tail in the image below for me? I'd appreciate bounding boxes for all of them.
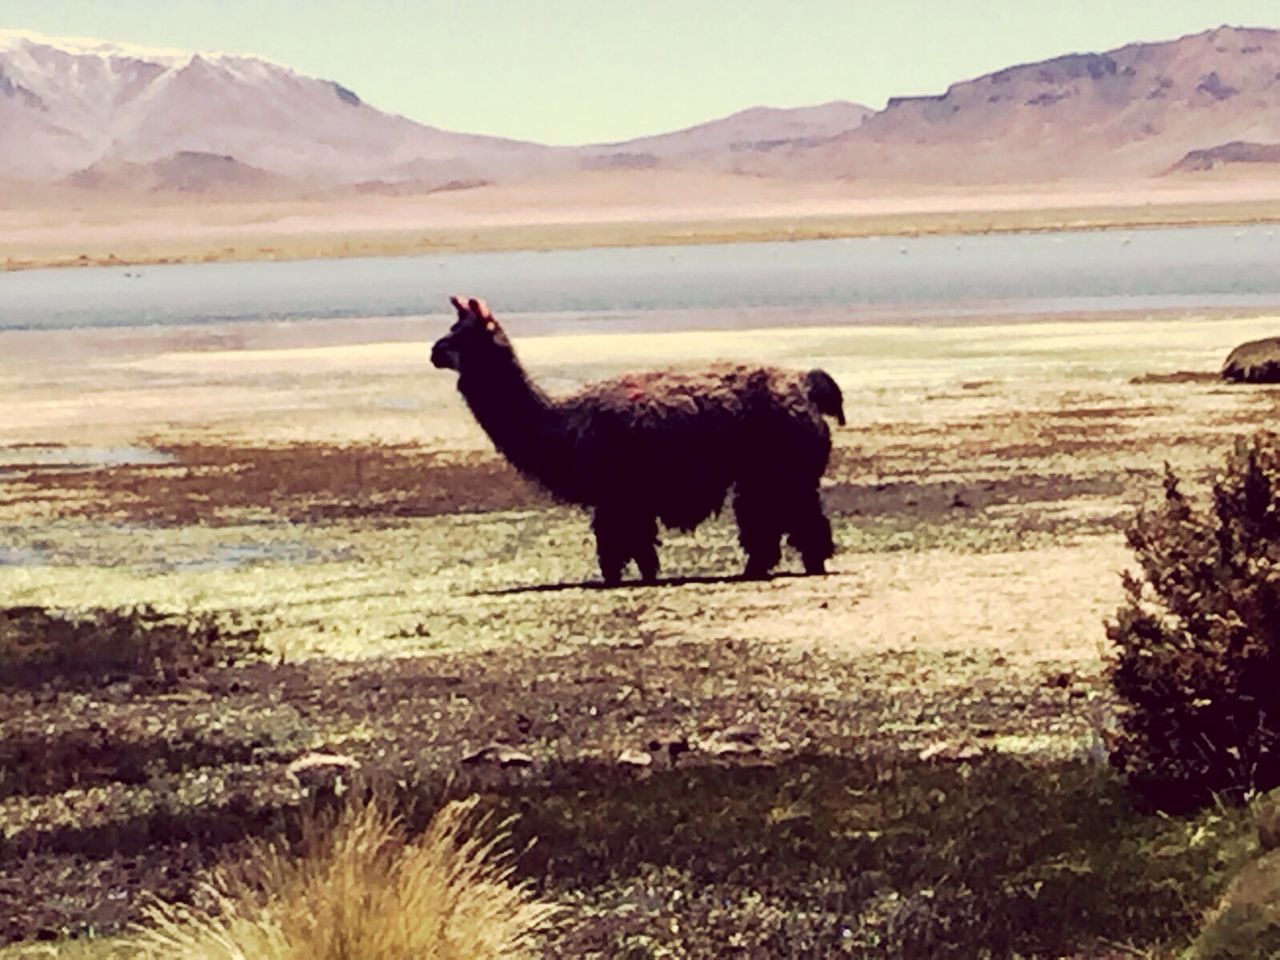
[804,369,846,426]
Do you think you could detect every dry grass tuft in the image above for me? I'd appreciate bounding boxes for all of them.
[128,796,557,960]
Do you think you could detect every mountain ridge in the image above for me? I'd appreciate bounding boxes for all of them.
[750,24,1280,182]
[4,25,1280,192]
[0,28,564,187]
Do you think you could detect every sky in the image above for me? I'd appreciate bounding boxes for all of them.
[7,1,1280,144]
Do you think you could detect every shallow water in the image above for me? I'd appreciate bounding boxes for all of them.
[0,444,175,468]
[0,545,44,567]
[0,520,343,572]
[3,224,1280,331]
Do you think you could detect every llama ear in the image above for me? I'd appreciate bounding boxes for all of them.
[450,295,468,315]
[468,298,493,321]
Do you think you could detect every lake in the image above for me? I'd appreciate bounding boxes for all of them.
[2,224,1280,332]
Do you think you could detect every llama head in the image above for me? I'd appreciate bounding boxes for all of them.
[431,296,513,371]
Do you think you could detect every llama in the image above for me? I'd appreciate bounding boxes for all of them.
[431,296,844,584]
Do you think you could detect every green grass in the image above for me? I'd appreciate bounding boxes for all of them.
[0,498,1127,664]
[1,752,1259,958]
[501,754,1257,958]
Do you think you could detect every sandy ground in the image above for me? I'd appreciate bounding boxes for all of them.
[7,170,1280,270]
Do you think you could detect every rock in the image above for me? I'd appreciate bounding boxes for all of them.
[285,752,360,794]
[1188,848,1280,959]
[617,748,652,767]
[918,742,949,762]
[460,743,534,768]
[1223,336,1280,383]
[647,732,690,761]
[720,723,762,745]
[700,734,762,758]
[1258,791,1280,852]
[695,724,782,759]
[918,741,984,762]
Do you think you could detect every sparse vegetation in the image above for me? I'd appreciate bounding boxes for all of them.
[7,312,1280,955]
[0,604,263,689]
[1107,433,1280,811]
[125,796,556,960]
[513,754,1254,958]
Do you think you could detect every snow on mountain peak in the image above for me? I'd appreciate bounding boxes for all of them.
[0,27,264,66]
[0,26,563,188]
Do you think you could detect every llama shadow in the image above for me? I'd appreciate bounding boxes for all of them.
[475,570,832,596]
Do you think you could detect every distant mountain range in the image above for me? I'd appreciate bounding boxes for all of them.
[2,25,1279,194]
[755,24,1280,183]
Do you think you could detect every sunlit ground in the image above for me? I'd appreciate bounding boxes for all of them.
[2,309,1277,955]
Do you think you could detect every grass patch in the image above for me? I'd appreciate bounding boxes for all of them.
[0,501,1123,663]
[500,753,1255,958]
[0,605,263,689]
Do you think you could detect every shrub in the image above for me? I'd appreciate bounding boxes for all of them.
[1106,433,1280,811]
[0,605,262,688]
[128,796,558,960]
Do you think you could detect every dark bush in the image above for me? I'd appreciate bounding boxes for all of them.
[1107,433,1280,811]
[0,604,263,689]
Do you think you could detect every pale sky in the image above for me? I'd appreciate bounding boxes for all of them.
[7,1,1280,144]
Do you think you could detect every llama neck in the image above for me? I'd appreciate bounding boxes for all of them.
[458,354,573,492]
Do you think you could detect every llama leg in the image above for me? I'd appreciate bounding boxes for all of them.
[786,486,834,575]
[592,508,631,585]
[631,514,660,583]
[734,487,783,579]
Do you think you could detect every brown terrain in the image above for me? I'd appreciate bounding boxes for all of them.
[0,311,1277,956]
[9,171,1280,274]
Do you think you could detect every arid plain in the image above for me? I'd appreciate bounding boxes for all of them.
[7,171,1280,271]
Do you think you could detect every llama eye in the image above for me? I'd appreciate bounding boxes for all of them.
[486,320,497,333]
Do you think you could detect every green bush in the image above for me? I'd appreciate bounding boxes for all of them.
[1107,433,1280,811]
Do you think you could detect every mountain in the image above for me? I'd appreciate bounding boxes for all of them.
[0,28,873,193]
[745,25,1280,182]
[0,29,565,189]
[5,25,1280,192]
[579,102,873,171]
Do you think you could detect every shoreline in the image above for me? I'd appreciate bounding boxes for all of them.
[1,308,1272,449]
[1,303,1275,355]
[8,192,1280,274]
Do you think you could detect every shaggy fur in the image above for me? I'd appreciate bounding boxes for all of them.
[432,296,845,583]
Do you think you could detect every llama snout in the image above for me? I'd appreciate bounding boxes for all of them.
[431,340,459,370]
